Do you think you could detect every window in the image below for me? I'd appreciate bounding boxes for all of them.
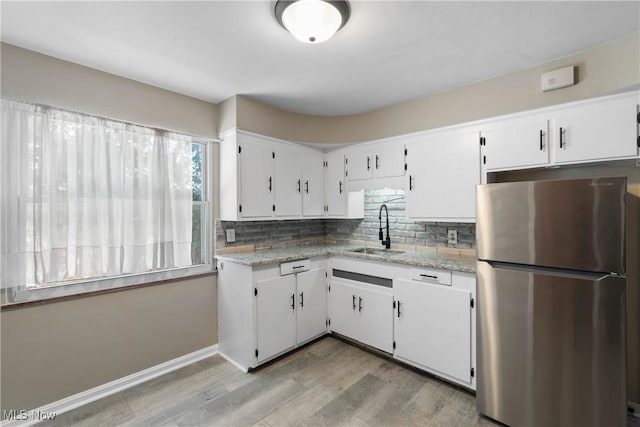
[1,100,212,303]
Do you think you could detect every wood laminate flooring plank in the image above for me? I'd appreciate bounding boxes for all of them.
[38,337,500,427]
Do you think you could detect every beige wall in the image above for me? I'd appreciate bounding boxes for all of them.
[1,43,219,138]
[229,31,640,144]
[1,42,219,412]
[1,276,217,412]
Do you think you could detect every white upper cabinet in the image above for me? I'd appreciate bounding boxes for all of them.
[275,144,325,218]
[345,145,373,181]
[325,149,347,217]
[219,130,327,221]
[481,115,550,171]
[346,140,406,181]
[302,150,326,217]
[480,91,639,173]
[406,128,480,222]
[324,149,365,219]
[552,94,639,164]
[274,144,302,217]
[238,133,275,219]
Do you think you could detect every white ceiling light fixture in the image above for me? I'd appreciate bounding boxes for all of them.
[275,0,350,44]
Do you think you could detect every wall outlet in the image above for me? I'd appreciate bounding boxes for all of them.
[447,229,458,245]
[226,228,236,243]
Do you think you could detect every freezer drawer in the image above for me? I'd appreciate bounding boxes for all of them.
[476,177,626,273]
[476,260,626,427]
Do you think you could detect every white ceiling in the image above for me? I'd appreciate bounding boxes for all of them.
[1,1,639,116]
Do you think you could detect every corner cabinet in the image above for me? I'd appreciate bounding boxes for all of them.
[219,130,326,221]
[405,127,480,222]
[220,130,362,221]
[394,270,476,389]
[217,257,328,371]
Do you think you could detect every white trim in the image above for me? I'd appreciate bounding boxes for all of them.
[0,345,218,427]
[217,351,250,374]
[7,264,214,305]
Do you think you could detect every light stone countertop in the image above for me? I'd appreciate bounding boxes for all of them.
[215,244,476,273]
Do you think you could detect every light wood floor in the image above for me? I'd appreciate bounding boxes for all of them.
[38,336,501,427]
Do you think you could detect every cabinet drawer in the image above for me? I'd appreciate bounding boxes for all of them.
[280,259,310,275]
[410,268,452,286]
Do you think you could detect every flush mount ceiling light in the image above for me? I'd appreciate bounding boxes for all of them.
[275,0,350,44]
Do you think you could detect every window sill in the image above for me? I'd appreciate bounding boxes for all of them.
[1,266,217,310]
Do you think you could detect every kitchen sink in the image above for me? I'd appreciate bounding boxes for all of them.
[348,247,405,255]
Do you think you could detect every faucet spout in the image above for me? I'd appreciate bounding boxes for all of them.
[378,204,391,249]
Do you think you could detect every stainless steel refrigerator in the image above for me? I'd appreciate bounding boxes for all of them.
[476,176,627,427]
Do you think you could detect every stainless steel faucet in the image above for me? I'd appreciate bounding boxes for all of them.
[378,204,391,249]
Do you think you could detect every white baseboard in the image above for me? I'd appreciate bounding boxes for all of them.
[217,351,249,373]
[1,344,218,427]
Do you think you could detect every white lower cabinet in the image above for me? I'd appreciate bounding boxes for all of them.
[329,278,394,354]
[217,258,327,371]
[296,268,328,343]
[393,270,476,389]
[256,274,297,363]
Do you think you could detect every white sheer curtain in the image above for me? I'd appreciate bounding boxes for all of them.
[1,100,193,289]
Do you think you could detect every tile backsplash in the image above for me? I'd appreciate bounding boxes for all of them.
[216,189,475,251]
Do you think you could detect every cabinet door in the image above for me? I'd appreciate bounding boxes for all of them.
[373,141,406,178]
[296,268,327,344]
[328,279,358,339]
[395,279,472,383]
[553,97,639,164]
[345,146,373,181]
[358,286,394,354]
[481,116,550,171]
[256,275,297,362]
[406,130,479,221]
[239,135,274,218]
[325,150,347,216]
[302,150,325,217]
[274,144,302,217]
